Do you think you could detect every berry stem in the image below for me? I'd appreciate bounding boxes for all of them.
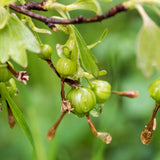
[86,114,112,144]
[61,78,65,101]
[86,114,98,136]
[46,112,66,140]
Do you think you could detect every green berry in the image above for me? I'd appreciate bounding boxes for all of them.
[56,57,76,77]
[149,78,160,103]
[89,80,111,103]
[67,87,96,117]
[39,44,53,60]
[0,63,12,82]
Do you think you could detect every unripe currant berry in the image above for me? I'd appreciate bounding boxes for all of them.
[89,80,111,104]
[56,57,76,77]
[67,87,96,117]
[6,78,18,98]
[148,78,160,103]
[39,44,53,60]
[0,63,12,82]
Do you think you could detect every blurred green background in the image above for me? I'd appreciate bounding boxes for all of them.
[1,0,160,160]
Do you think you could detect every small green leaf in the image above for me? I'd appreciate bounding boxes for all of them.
[72,26,99,77]
[0,7,9,29]
[0,0,15,7]
[0,82,35,149]
[99,70,107,76]
[136,5,160,77]
[88,28,108,49]
[67,0,102,15]
[0,15,40,67]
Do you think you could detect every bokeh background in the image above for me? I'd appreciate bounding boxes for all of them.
[1,0,160,159]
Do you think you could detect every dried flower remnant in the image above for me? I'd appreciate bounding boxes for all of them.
[16,71,29,85]
[141,104,160,145]
[61,100,74,113]
[86,114,112,144]
[7,62,30,85]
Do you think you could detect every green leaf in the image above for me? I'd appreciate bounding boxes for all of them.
[0,0,15,7]
[0,82,35,149]
[0,7,9,29]
[136,5,160,77]
[0,26,10,63]
[0,15,40,67]
[67,0,102,15]
[88,28,108,49]
[72,26,99,77]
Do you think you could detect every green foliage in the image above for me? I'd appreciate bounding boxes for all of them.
[136,5,160,77]
[0,0,15,7]
[66,0,102,14]
[0,83,35,150]
[0,7,9,29]
[0,15,40,67]
[72,26,99,77]
[1,0,160,160]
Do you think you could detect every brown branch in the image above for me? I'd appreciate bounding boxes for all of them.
[24,1,47,11]
[9,3,127,28]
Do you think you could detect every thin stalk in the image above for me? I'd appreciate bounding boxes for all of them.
[46,112,66,140]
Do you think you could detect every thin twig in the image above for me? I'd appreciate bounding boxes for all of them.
[9,3,127,27]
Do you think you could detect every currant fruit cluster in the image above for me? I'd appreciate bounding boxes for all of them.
[55,56,111,117]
